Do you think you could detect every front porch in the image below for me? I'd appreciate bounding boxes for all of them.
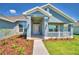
[26,16,73,39]
[47,32,71,38]
[45,23,73,39]
[23,7,74,39]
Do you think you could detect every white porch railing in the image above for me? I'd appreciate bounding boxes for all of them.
[47,32,72,38]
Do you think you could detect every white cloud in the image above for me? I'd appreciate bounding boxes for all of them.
[9,9,16,14]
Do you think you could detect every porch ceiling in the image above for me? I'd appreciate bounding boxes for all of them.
[31,16,43,24]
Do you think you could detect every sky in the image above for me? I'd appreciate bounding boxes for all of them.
[0,3,79,21]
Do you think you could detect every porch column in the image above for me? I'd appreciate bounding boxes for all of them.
[69,24,73,38]
[27,16,31,39]
[58,25,60,38]
[44,16,48,39]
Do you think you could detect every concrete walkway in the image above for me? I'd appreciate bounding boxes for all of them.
[33,39,49,55]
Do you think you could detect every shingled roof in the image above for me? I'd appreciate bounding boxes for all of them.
[0,15,26,22]
[5,15,26,21]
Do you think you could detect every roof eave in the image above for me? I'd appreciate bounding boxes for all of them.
[41,3,76,23]
[22,6,52,17]
[0,17,15,23]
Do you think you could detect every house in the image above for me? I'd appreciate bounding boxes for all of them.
[74,21,79,34]
[0,4,76,39]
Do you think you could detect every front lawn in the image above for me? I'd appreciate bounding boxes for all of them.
[0,35,33,55]
[43,35,79,55]
[74,35,79,40]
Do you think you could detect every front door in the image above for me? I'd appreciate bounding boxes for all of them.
[33,24,40,35]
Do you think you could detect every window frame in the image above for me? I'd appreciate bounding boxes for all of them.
[64,24,68,32]
[48,23,58,32]
[19,24,24,32]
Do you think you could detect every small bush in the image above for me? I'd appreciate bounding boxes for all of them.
[17,47,25,55]
[11,44,18,49]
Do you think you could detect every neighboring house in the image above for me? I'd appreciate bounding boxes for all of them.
[0,4,76,39]
[74,21,79,34]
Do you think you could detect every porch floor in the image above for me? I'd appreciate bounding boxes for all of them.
[31,35,44,40]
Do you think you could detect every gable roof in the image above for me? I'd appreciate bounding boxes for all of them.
[41,3,76,23]
[23,6,52,17]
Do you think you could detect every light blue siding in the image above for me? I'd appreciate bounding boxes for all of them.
[43,7,74,38]
[17,21,27,35]
[0,19,16,29]
[17,21,27,28]
[0,19,16,39]
[28,11,47,17]
[74,26,79,34]
[49,17,63,23]
[60,25,64,31]
[44,7,71,23]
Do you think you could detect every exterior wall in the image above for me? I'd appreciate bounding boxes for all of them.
[0,19,16,39]
[60,25,64,31]
[14,22,19,34]
[74,26,79,34]
[0,18,28,39]
[15,21,27,34]
[28,11,47,17]
[44,7,71,23]
[0,19,15,29]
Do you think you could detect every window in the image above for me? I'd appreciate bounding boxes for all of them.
[19,21,27,32]
[64,24,68,32]
[48,24,58,32]
[68,24,71,32]
[60,25,63,32]
[19,24,23,32]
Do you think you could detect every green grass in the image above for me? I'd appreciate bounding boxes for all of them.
[43,35,79,55]
[74,35,79,40]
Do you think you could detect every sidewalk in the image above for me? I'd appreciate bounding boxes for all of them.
[33,39,49,55]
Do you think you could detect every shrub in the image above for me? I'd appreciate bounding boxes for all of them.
[11,44,18,49]
[17,47,25,55]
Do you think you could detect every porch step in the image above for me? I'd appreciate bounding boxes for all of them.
[30,37,44,40]
[31,35,44,40]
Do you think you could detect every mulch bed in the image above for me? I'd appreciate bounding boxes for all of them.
[0,35,33,55]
